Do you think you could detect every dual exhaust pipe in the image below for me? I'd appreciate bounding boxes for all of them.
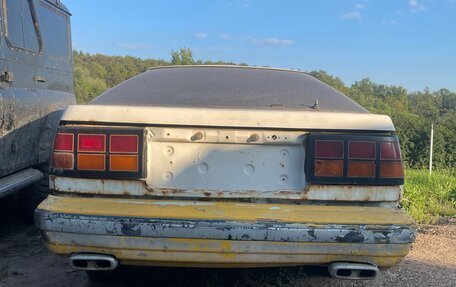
[70,254,118,271]
[328,262,379,280]
[70,254,378,280]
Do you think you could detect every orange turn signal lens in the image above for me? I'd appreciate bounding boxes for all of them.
[51,152,74,170]
[380,161,404,178]
[77,154,105,171]
[348,161,376,177]
[314,160,343,177]
[110,155,138,172]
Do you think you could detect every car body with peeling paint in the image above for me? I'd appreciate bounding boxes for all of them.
[35,66,416,280]
[0,0,75,205]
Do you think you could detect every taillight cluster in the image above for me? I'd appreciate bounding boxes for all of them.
[51,127,145,179]
[307,133,404,185]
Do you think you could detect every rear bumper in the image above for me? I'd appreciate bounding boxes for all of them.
[35,195,416,268]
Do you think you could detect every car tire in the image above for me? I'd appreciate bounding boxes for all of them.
[18,163,50,221]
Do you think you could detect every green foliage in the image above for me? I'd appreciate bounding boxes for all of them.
[74,65,107,104]
[171,47,195,65]
[73,48,455,169]
[403,169,456,223]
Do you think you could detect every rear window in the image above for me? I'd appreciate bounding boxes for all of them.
[91,67,368,113]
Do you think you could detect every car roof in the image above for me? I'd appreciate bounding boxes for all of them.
[90,65,368,113]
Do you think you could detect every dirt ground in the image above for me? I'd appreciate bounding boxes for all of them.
[1,221,455,287]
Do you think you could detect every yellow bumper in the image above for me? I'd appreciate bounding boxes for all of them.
[35,195,415,268]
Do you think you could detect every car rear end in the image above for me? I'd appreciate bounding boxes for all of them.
[34,67,415,280]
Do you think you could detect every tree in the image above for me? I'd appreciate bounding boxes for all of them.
[171,47,195,65]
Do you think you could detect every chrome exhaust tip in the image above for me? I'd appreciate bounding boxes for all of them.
[69,254,118,271]
[328,262,379,280]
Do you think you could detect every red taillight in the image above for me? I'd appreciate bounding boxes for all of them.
[53,133,74,151]
[78,134,106,152]
[308,134,404,185]
[348,141,375,159]
[110,135,138,153]
[379,141,404,178]
[315,140,343,158]
[51,128,144,178]
[109,135,139,172]
[52,133,75,170]
[381,142,401,160]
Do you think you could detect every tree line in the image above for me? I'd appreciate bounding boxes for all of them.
[73,48,455,169]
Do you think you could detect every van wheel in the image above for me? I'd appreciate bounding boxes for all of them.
[18,163,50,221]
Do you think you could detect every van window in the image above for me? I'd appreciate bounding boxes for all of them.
[37,3,70,62]
[4,0,40,52]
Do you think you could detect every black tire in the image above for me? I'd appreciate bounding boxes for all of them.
[18,163,50,221]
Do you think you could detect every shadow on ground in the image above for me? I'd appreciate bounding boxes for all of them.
[81,265,330,287]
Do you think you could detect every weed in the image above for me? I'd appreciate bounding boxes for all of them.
[403,169,456,223]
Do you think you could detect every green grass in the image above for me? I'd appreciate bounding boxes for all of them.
[403,169,456,223]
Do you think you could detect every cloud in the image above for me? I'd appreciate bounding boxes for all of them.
[220,33,232,40]
[355,3,367,9]
[116,42,152,50]
[409,0,426,12]
[340,11,362,20]
[251,37,294,46]
[195,32,208,39]
[242,0,250,8]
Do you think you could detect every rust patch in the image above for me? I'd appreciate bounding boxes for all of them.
[53,176,401,202]
[50,175,57,189]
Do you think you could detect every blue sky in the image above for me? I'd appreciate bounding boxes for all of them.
[66,0,456,92]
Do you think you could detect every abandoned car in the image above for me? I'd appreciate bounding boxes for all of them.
[35,66,416,280]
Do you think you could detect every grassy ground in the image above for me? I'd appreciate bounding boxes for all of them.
[403,169,456,223]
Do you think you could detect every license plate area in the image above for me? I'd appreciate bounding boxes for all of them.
[146,128,306,192]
